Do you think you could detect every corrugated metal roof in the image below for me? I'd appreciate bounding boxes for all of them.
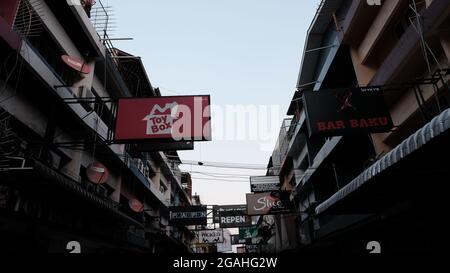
[316,107,450,215]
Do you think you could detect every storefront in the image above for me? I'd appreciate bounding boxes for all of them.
[312,108,450,252]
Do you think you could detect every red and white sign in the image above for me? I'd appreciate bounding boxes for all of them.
[129,199,144,213]
[86,162,109,184]
[114,96,211,142]
[61,55,91,74]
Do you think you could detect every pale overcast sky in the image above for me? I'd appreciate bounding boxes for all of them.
[107,0,319,206]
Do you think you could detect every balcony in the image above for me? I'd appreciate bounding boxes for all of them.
[43,0,105,58]
[123,154,169,207]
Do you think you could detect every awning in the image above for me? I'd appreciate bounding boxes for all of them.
[316,107,450,215]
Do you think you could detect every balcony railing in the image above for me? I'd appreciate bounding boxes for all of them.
[272,118,293,171]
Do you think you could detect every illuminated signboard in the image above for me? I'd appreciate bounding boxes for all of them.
[114,96,211,142]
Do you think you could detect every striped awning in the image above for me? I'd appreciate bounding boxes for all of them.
[316,108,450,215]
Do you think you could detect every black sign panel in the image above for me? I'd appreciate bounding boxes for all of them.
[245,244,258,253]
[169,206,207,226]
[129,141,194,152]
[213,205,247,223]
[250,176,280,193]
[303,87,393,137]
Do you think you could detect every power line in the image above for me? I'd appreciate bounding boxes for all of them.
[180,160,267,170]
[190,177,250,183]
[189,171,250,178]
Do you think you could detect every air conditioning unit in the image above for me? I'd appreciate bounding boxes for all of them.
[137,159,144,174]
[96,185,108,199]
[77,86,95,111]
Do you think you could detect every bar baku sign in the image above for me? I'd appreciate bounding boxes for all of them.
[114,96,211,142]
[303,87,393,137]
[246,192,292,216]
[169,206,207,226]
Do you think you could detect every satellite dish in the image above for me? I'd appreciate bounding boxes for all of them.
[85,0,96,7]
[61,55,91,74]
[86,162,109,184]
[129,199,144,213]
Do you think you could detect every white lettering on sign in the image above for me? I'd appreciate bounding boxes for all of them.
[171,211,206,219]
[143,102,179,135]
[220,215,247,224]
[253,196,283,211]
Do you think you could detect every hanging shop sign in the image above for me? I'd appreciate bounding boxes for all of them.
[236,246,246,253]
[213,204,247,223]
[246,192,292,216]
[245,244,258,253]
[216,229,232,252]
[219,212,252,228]
[218,208,252,228]
[61,55,91,74]
[114,96,212,142]
[197,229,224,244]
[250,176,281,193]
[231,235,252,245]
[239,226,259,240]
[303,87,393,137]
[169,206,207,226]
[213,204,252,225]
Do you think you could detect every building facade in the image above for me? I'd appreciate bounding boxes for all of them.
[263,0,450,253]
[0,0,195,253]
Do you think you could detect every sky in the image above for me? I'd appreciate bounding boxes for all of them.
[106,0,319,206]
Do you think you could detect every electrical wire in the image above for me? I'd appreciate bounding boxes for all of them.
[180,160,267,170]
[189,177,250,183]
[189,171,250,178]
[407,9,450,94]
[408,1,449,111]
[39,144,262,179]
[0,0,33,104]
